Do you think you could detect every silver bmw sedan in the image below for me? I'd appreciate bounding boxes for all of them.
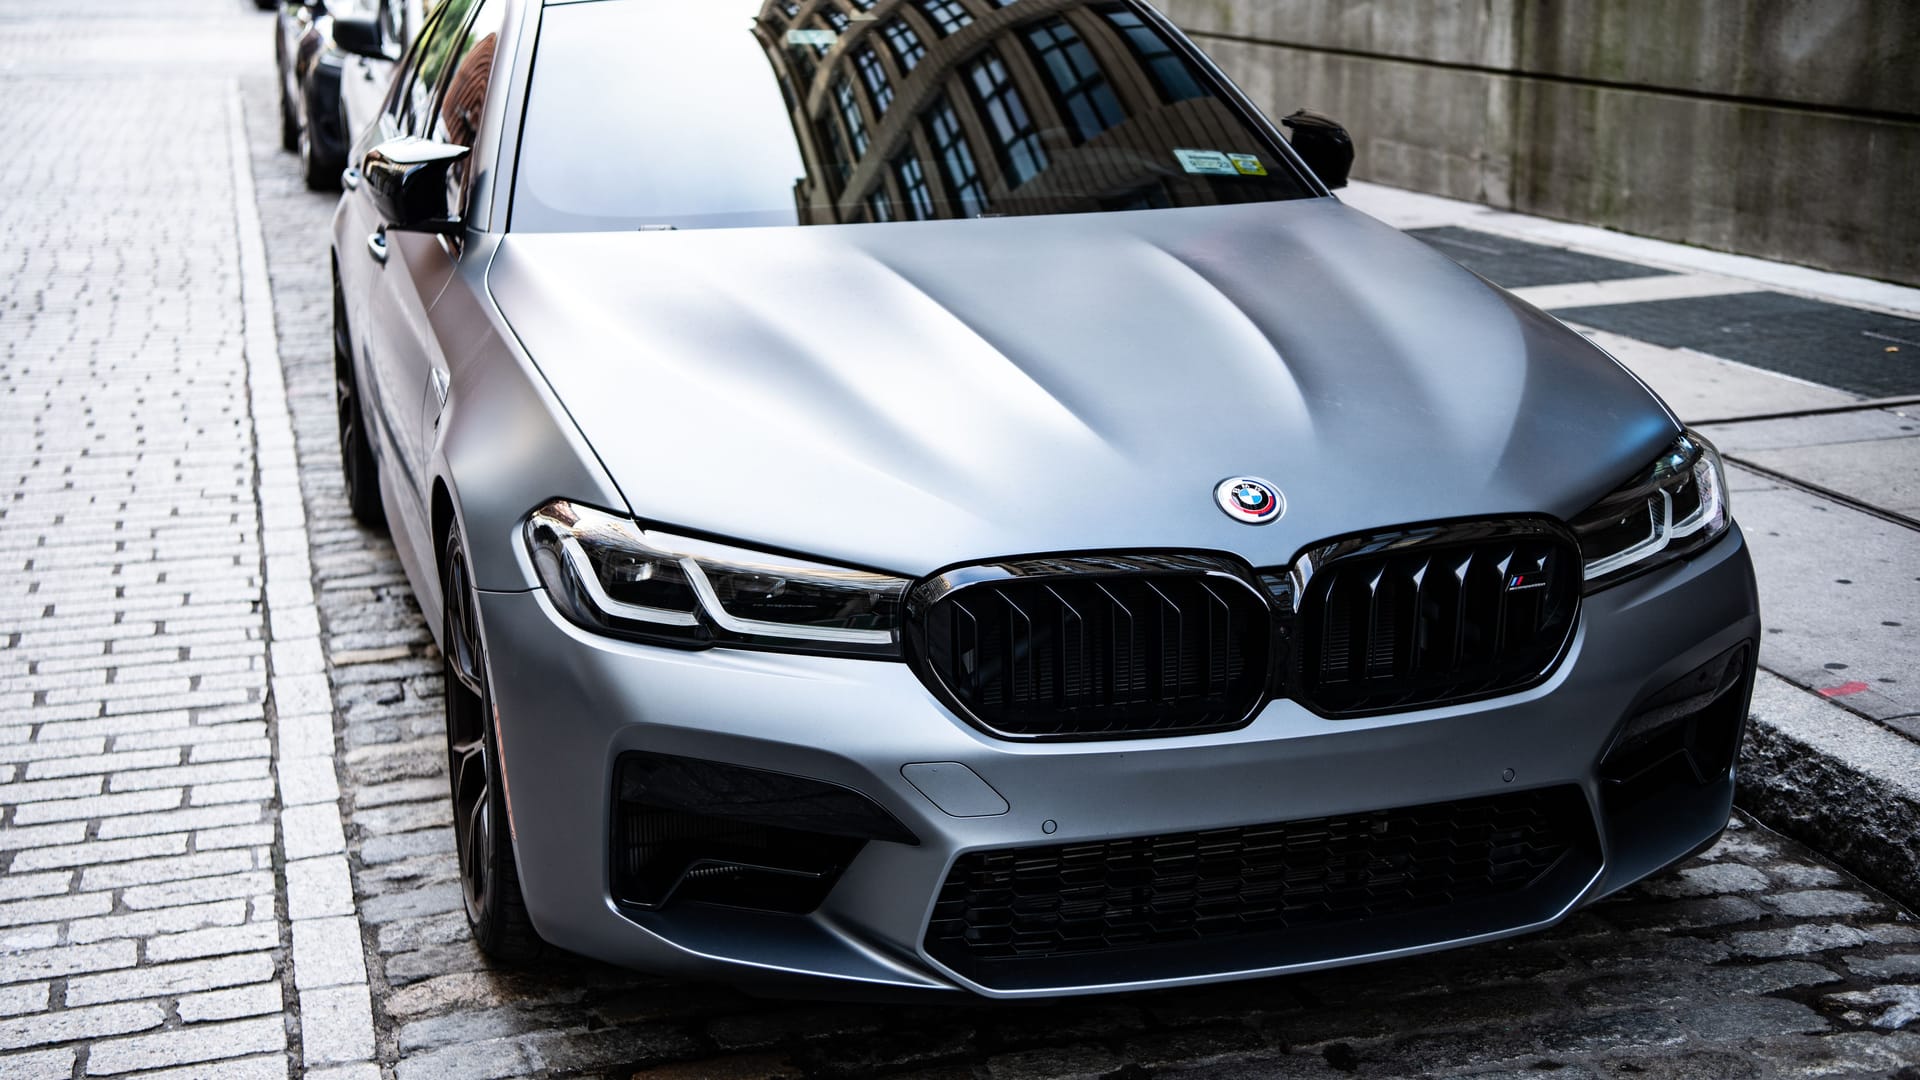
[329,0,1761,998]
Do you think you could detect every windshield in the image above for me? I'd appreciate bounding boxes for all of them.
[510,0,1316,232]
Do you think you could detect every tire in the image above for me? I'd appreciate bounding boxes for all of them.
[442,531,543,962]
[334,274,386,529]
[299,83,345,192]
[276,48,299,152]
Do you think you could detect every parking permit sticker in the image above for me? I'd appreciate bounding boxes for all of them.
[1229,153,1268,176]
[1174,149,1239,176]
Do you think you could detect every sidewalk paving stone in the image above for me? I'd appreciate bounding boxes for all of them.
[1409,226,1672,288]
[1554,292,1920,397]
[1725,468,1920,723]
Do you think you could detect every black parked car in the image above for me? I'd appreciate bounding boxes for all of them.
[273,0,421,190]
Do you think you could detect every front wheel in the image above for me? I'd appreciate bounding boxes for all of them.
[443,532,542,962]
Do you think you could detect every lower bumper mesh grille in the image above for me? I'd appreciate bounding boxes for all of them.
[925,786,1596,986]
[609,754,915,915]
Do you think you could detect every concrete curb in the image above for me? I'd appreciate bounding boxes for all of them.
[1736,671,1920,912]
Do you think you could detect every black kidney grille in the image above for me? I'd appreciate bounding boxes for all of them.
[916,572,1270,738]
[1295,532,1579,716]
[925,787,1588,969]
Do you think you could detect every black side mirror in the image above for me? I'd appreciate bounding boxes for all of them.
[363,137,470,234]
[332,15,387,60]
[1282,110,1354,191]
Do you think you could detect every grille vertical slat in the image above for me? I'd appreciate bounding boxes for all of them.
[1051,586,1084,709]
[1101,584,1132,705]
[953,600,980,704]
[1006,593,1033,713]
[1321,575,1351,685]
[1363,568,1388,679]
[1202,581,1231,697]
[1448,551,1471,671]
[1492,547,1514,658]
[1407,557,1431,678]
[1293,523,1579,717]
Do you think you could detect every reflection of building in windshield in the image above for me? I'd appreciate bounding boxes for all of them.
[755,0,1294,224]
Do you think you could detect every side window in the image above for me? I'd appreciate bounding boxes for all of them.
[427,0,505,150]
[383,3,447,130]
[425,0,508,216]
[399,0,481,136]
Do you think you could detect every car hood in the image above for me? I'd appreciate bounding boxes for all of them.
[487,198,1677,576]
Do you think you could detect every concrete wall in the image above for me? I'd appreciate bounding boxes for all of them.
[1164,1,1920,286]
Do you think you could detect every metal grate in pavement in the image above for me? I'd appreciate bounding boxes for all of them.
[1553,291,1920,397]
[1408,226,1672,289]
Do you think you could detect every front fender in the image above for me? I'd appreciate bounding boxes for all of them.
[416,235,627,636]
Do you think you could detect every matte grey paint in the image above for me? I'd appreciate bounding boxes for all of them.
[486,199,1681,579]
[329,0,1760,997]
[476,529,1757,997]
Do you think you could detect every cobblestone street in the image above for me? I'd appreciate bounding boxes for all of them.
[2,1,1919,1077]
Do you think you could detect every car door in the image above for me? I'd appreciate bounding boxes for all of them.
[354,0,482,552]
[397,0,506,466]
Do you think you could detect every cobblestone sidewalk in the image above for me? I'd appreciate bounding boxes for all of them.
[0,1,372,1075]
[0,69,293,1078]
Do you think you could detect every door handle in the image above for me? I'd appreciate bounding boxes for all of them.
[366,229,388,264]
[341,166,361,190]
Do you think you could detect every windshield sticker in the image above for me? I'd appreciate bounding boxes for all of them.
[1229,153,1268,176]
[785,28,838,47]
[1174,149,1240,176]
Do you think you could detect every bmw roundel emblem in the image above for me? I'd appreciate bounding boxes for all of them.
[1215,477,1285,525]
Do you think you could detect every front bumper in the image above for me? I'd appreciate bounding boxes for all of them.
[477,526,1759,999]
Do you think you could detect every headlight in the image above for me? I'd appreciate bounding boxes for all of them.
[525,500,907,658]
[1569,430,1730,591]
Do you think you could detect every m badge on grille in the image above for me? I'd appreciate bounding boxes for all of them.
[1215,477,1284,525]
[1507,553,1552,591]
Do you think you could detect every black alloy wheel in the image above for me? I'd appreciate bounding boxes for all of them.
[442,533,541,960]
[333,274,385,528]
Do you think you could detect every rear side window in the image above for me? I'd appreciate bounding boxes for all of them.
[509,0,1313,233]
